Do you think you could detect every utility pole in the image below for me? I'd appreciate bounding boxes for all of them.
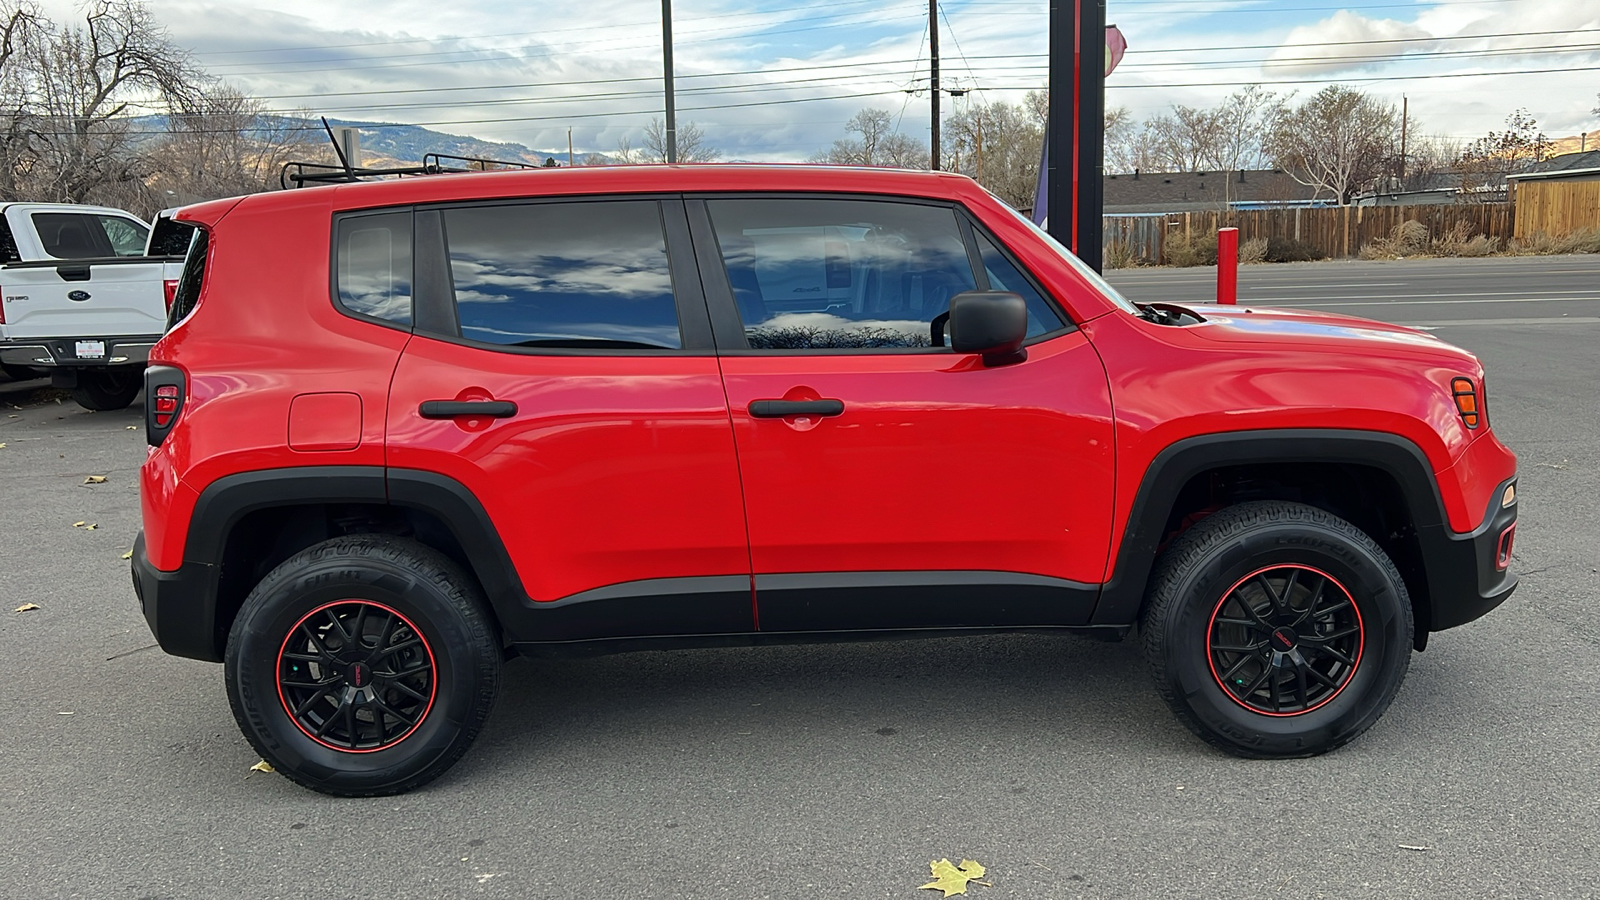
[1400,95,1408,186]
[568,127,574,167]
[662,0,677,163]
[929,0,940,170]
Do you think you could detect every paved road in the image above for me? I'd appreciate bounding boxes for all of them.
[1,254,1596,899]
[1105,253,1600,328]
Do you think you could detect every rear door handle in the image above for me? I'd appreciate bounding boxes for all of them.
[419,400,518,419]
[748,399,845,418]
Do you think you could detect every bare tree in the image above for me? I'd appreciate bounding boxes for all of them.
[943,100,1042,207]
[150,85,319,205]
[1267,86,1398,204]
[3,0,203,206]
[811,108,929,169]
[1212,86,1284,173]
[641,117,721,163]
[1457,108,1553,190]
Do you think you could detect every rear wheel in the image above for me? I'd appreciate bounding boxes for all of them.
[225,535,501,796]
[68,367,142,410]
[1141,501,1413,758]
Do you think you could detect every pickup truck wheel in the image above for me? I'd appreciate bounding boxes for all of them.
[68,368,142,410]
[224,535,501,797]
[1140,501,1413,759]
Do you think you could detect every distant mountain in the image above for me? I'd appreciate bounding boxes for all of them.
[326,119,586,167]
[130,114,607,167]
[1549,129,1600,156]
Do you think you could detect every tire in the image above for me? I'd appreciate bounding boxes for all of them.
[68,367,142,410]
[1141,501,1413,758]
[225,535,501,796]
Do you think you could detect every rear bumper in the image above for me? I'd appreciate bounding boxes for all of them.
[130,531,223,662]
[1424,475,1518,633]
[0,335,159,367]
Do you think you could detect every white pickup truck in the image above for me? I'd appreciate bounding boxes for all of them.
[0,202,181,410]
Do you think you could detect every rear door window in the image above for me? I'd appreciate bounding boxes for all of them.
[146,215,197,257]
[31,212,150,258]
[439,200,682,350]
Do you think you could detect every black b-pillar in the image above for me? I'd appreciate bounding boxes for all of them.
[1047,0,1105,271]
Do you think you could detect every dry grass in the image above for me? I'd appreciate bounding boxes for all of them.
[1104,240,1142,270]
[1164,231,1218,267]
[1509,227,1600,256]
[1239,237,1268,265]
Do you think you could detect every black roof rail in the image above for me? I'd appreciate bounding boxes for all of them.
[280,154,540,190]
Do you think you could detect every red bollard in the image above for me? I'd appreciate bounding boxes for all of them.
[1217,227,1239,305]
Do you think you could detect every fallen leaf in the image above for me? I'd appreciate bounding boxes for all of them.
[1398,844,1431,852]
[125,425,137,430]
[57,711,74,716]
[84,475,107,484]
[84,523,97,530]
[249,760,275,774]
[121,549,134,560]
[73,521,86,528]
[0,442,7,448]
[15,603,41,612]
[920,859,987,897]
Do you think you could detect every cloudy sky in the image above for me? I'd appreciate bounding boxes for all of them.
[35,0,1600,160]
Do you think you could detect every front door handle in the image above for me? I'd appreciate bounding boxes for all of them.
[748,399,844,418]
[419,400,518,419]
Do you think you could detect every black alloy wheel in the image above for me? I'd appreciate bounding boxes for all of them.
[226,534,500,796]
[1141,501,1412,758]
[1206,565,1363,717]
[277,600,438,752]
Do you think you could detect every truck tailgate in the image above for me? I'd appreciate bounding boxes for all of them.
[1,258,167,340]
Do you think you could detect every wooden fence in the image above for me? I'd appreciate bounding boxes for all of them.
[1106,203,1516,265]
[1513,181,1600,238]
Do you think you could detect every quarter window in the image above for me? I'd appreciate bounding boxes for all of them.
[974,233,1067,336]
[335,211,413,326]
[440,201,682,350]
[706,198,977,350]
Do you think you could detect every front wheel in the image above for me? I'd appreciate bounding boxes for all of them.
[225,535,501,796]
[68,367,142,410]
[1141,501,1413,758]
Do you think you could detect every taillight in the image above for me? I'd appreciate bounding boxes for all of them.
[162,279,179,310]
[1451,377,1480,429]
[144,366,186,447]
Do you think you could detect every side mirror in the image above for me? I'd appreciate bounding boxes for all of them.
[948,291,1028,366]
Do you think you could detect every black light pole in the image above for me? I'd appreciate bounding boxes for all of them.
[930,0,940,170]
[663,0,677,163]
[1047,0,1106,270]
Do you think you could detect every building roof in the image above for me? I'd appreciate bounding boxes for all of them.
[1102,169,1321,212]
[1506,150,1600,181]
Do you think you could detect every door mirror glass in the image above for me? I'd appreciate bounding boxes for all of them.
[949,291,1028,366]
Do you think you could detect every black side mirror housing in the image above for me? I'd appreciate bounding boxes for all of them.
[948,291,1028,366]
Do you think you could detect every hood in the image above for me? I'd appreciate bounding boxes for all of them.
[1177,304,1465,358]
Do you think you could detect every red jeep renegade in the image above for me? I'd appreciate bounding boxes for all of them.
[132,166,1518,796]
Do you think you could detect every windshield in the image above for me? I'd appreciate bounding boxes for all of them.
[990,200,1141,316]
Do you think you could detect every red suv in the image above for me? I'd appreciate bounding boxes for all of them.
[132,166,1518,796]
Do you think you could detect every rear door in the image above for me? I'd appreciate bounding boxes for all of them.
[384,197,754,638]
[689,195,1117,632]
[1,209,166,341]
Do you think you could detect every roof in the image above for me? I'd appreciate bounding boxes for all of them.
[1103,169,1320,212]
[175,163,992,227]
[1505,150,1600,181]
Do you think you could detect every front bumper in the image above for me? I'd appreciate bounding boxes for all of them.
[0,334,159,368]
[130,531,223,662]
[1424,475,1518,633]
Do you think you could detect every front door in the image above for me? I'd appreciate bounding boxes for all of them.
[380,198,753,639]
[689,196,1116,632]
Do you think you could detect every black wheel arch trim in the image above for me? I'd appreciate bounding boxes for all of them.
[1090,428,1516,645]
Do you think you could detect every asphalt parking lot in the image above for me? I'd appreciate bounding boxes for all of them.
[1,254,1596,899]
